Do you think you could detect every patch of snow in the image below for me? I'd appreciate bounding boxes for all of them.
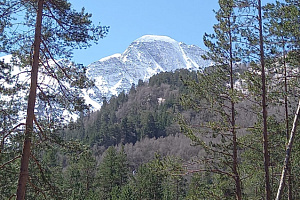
[0,54,12,63]
[145,65,159,80]
[82,89,102,110]
[94,76,109,93]
[62,110,79,122]
[110,78,123,96]
[157,97,165,105]
[87,89,95,96]
[179,46,195,69]
[234,79,248,94]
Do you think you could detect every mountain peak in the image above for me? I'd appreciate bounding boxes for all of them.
[134,35,177,44]
[86,35,212,110]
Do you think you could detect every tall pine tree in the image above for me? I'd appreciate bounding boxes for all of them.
[181,0,243,198]
[0,0,108,199]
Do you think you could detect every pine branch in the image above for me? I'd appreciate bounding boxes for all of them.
[0,155,21,169]
[41,38,71,79]
[1,123,26,150]
[33,114,48,141]
[27,176,47,199]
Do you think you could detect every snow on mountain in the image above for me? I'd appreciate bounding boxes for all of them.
[1,35,213,113]
[0,54,13,63]
[0,56,85,123]
[86,35,213,109]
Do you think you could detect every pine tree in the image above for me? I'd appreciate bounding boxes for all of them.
[128,154,186,200]
[0,0,108,199]
[234,0,272,198]
[263,1,300,199]
[258,1,271,198]
[63,149,97,199]
[96,146,129,199]
[180,0,243,199]
[237,1,299,199]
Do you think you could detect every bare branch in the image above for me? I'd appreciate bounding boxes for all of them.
[9,194,16,200]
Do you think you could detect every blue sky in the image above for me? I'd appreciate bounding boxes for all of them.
[71,0,220,65]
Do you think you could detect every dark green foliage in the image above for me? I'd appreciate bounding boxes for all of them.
[239,116,297,199]
[0,59,25,198]
[187,172,235,200]
[96,146,129,200]
[65,69,197,147]
[0,146,20,199]
[149,69,196,92]
[121,154,187,200]
[62,149,96,199]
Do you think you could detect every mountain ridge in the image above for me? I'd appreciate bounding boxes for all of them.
[0,35,213,112]
[85,35,212,110]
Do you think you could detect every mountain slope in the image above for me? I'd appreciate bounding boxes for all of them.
[0,35,212,112]
[85,35,212,109]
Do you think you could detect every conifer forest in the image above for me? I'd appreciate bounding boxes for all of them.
[0,0,299,199]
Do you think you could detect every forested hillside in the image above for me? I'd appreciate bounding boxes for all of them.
[1,0,299,200]
[57,62,299,200]
[63,69,194,146]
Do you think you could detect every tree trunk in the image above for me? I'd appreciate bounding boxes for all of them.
[282,39,293,200]
[258,0,271,199]
[16,0,44,199]
[228,15,242,200]
[275,99,300,200]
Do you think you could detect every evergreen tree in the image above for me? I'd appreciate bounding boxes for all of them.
[234,0,272,198]
[0,59,24,199]
[258,1,271,198]
[96,146,129,199]
[0,0,108,199]
[127,154,186,200]
[63,149,96,199]
[236,1,299,199]
[181,0,244,199]
[141,112,158,138]
[264,1,300,199]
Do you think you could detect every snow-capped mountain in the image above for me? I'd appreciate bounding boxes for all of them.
[0,35,212,113]
[85,35,212,109]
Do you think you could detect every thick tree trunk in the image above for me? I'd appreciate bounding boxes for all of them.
[16,0,44,199]
[275,99,300,200]
[258,1,271,199]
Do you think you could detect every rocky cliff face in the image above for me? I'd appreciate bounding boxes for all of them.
[85,35,212,110]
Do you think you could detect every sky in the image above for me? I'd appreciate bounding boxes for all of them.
[70,0,220,66]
